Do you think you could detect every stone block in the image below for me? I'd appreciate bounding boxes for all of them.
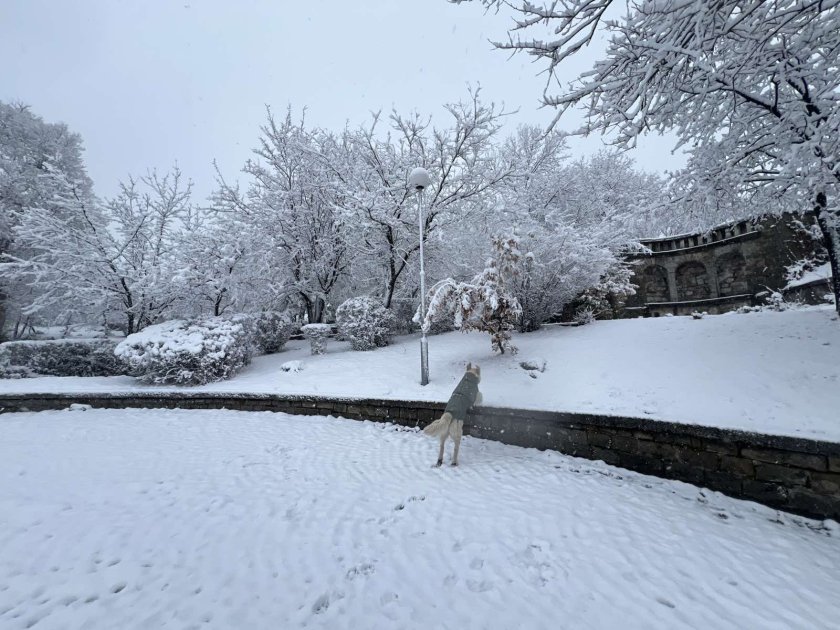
[829,456,840,473]
[586,430,613,449]
[608,434,639,454]
[809,472,840,495]
[702,471,743,496]
[552,428,588,449]
[633,430,655,441]
[663,461,705,485]
[656,433,694,447]
[785,488,840,521]
[589,446,621,466]
[741,448,827,471]
[674,448,720,470]
[636,440,679,459]
[754,463,809,486]
[741,480,789,507]
[616,453,663,475]
[699,439,739,455]
[719,456,755,478]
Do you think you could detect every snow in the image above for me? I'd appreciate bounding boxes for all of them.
[786,262,832,289]
[0,407,837,629]
[2,307,839,442]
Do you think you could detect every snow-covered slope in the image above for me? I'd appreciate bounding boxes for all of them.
[1,408,837,629]
[2,307,839,441]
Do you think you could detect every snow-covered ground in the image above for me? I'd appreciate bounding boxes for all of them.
[0,408,837,630]
[2,307,839,441]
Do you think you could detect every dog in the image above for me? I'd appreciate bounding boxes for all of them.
[423,362,482,467]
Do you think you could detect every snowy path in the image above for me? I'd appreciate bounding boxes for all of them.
[1,408,838,630]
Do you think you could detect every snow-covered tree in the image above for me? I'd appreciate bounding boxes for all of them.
[0,101,93,340]
[492,129,651,330]
[174,208,287,318]
[339,90,514,309]
[215,109,349,323]
[424,233,523,354]
[4,168,192,334]
[455,0,840,313]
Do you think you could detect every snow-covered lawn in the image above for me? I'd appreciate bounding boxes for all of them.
[2,307,839,441]
[0,408,837,629]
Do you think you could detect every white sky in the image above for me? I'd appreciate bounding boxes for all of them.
[1,0,686,201]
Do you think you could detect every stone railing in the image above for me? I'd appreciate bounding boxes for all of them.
[1,392,837,521]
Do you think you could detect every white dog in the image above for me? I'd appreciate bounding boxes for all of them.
[423,362,482,467]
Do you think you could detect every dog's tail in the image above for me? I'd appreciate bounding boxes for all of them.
[423,412,453,437]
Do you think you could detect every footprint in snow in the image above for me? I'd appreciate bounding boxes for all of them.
[466,579,493,593]
[312,593,330,614]
[346,563,375,580]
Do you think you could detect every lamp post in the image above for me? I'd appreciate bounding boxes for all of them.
[408,167,432,385]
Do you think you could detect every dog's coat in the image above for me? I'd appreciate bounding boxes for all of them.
[423,363,482,466]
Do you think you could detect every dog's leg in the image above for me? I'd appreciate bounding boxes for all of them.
[475,390,483,406]
[450,420,463,466]
[436,434,446,467]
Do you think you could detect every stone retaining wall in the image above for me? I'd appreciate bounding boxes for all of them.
[1,392,838,521]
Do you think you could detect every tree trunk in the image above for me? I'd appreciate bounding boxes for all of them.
[0,286,7,343]
[302,294,326,323]
[815,192,840,316]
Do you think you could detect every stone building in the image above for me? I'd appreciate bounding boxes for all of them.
[624,214,829,317]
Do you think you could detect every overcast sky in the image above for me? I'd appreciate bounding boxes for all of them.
[2,0,685,201]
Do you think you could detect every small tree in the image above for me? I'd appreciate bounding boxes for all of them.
[424,233,523,354]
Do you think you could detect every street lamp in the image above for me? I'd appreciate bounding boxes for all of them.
[408,166,432,386]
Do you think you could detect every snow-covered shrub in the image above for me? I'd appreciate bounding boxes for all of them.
[573,306,596,326]
[252,311,296,354]
[115,318,251,385]
[301,323,332,355]
[764,291,793,312]
[335,297,395,351]
[424,234,523,354]
[229,311,296,355]
[0,338,123,378]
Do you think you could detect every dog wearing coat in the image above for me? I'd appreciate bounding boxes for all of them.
[423,362,482,467]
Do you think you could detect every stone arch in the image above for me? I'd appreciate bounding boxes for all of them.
[676,261,711,300]
[642,265,669,303]
[716,252,748,296]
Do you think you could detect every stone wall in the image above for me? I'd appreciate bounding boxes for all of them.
[1,392,838,521]
[625,213,824,316]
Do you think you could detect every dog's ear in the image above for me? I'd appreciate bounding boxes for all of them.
[466,361,472,371]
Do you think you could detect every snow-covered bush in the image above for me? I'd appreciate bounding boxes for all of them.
[301,323,332,355]
[335,297,395,351]
[424,234,523,354]
[115,318,251,385]
[228,311,295,355]
[252,311,296,354]
[0,338,123,378]
[573,306,596,326]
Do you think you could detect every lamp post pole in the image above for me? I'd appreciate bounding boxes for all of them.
[409,167,432,386]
